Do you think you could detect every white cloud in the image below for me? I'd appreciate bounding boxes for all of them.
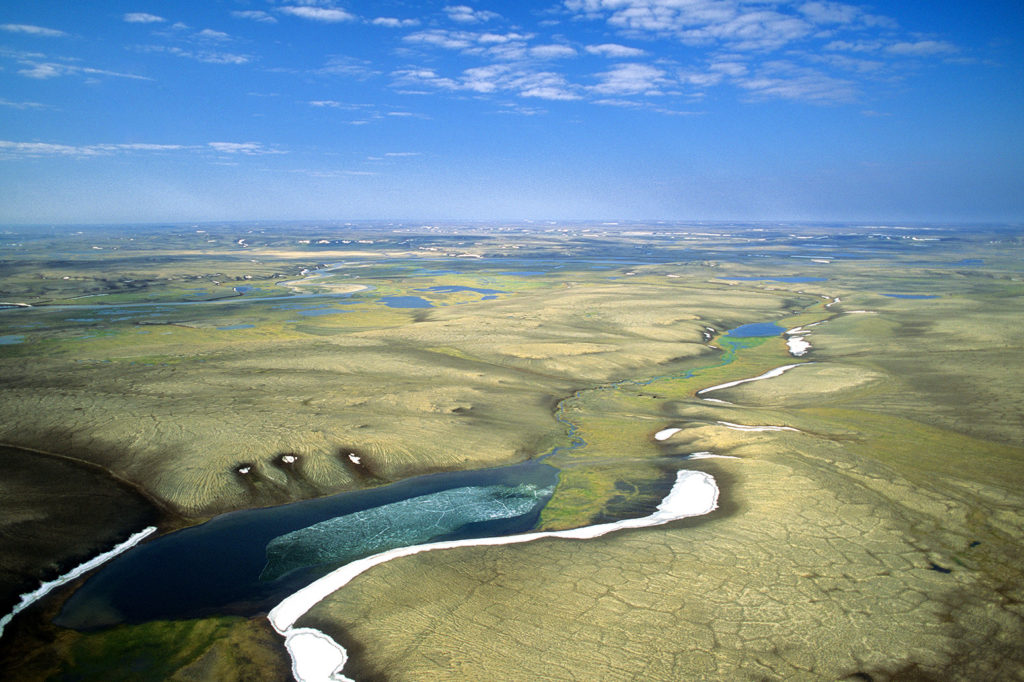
[17,61,151,80]
[567,1,816,50]
[736,61,857,102]
[0,23,67,37]
[798,2,897,29]
[197,29,231,41]
[530,44,577,59]
[444,5,501,24]
[123,13,166,24]
[0,140,185,157]
[384,152,421,156]
[207,142,283,155]
[278,7,355,23]
[0,98,49,109]
[798,2,860,25]
[584,43,646,57]
[232,11,278,24]
[590,62,668,96]
[0,140,287,159]
[394,64,580,101]
[139,45,250,65]
[405,29,475,50]
[372,17,419,28]
[886,40,958,56]
[403,29,536,60]
[316,56,378,79]
[813,53,884,73]
[824,39,882,52]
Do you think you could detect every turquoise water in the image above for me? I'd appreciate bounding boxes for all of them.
[56,462,558,629]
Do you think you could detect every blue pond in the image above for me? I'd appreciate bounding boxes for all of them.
[727,322,785,338]
[379,296,433,309]
[0,335,25,345]
[883,294,938,300]
[217,324,255,330]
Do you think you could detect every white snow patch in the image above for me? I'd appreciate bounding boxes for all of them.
[0,526,157,638]
[654,427,682,441]
[269,470,720,681]
[717,421,799,433]
[282,455,297,464]
[697,363,808,396]
[347,453,361,465]
[786,336,811,356]
[685,452,739,460]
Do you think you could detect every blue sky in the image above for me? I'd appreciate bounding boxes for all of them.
[1,0,1022,224]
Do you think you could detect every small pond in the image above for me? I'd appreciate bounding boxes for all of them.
[379,296,433,309]
[726,322,785,338]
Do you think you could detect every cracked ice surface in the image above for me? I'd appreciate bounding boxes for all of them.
[261,483,554,581]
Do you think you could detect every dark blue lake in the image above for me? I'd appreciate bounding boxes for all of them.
[883,294,938,300]
[727,322,785,338]
[57,461,558,630]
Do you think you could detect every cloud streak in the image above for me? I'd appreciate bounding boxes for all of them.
[278,7,355,23]
[444,5,500,24]
[16,61,151,81]
[123,13,166,24]
[232,11,278,24]
[0,23,67,37]
[0,140,283,158]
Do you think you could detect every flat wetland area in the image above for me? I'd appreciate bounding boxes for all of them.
[1,222,1023,680]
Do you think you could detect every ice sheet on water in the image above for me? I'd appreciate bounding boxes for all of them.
[261,483,553,581]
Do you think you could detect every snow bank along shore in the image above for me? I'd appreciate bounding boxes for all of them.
[0,526,158,638]
[268,469,720,682]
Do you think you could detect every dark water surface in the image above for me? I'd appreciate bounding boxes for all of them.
[56,462,557,630]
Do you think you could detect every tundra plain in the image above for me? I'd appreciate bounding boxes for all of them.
[0,223,1022,680]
